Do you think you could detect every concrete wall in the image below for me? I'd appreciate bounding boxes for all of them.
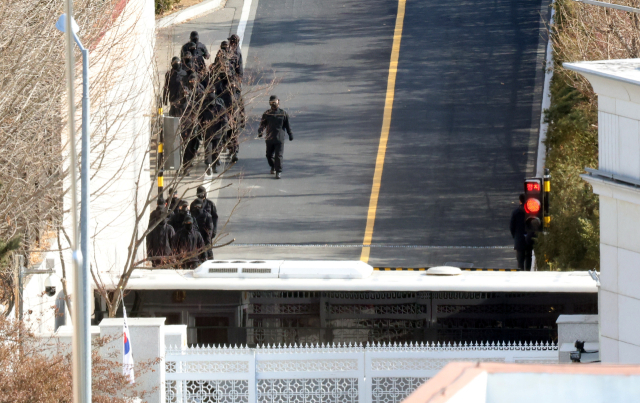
[100,318,165,403]
[565,59,640,364]
[45,0,155,330]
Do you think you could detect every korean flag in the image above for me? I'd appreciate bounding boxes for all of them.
[123,301,135,384]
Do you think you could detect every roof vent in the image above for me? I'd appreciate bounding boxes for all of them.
[426,266,462,276]
[209,268,237,274]
[241,268,271,274]
[193,260,283,278]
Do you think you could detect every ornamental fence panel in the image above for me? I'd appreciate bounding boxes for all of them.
[164,341,558,403]
[165,345,256,403]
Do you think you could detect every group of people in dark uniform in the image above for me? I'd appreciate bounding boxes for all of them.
[163,31,245,176]
[146,185,218,268]
[149,31,298,269]
[163,31,295,180]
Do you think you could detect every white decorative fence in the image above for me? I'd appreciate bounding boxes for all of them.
[165,341,558,403]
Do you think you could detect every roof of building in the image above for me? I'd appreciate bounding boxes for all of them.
[121,268,597,293]
[403,362,640,403]
[564,58,640,86]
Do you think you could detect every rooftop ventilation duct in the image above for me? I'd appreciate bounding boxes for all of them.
[192,260,374,279]
[193,260,282,278]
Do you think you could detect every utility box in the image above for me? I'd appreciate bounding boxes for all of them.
[163,116,181,171]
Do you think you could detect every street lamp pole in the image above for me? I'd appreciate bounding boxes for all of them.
[573,0,640,13]
[56,11,91,403]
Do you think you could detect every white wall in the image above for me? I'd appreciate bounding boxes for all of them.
[47,0,155,330]
[565,59,640,364]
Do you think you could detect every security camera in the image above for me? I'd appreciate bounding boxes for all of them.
[44,274,56,297]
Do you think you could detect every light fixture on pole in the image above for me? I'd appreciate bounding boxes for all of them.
[56,12,91,403]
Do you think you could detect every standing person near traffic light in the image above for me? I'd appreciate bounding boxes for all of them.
[181,31,210,61]
[163,57,187,117]
[258,96,293,179]
[172,214,205,269]
[510,194,532,270]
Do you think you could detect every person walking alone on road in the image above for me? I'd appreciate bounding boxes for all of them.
[258,96,293,179]
[163,57,187,117]
[510,194,532,270]
[172,214,205,269]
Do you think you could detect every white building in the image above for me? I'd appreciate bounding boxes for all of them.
[21,0,155,334]
[565,59,640,363]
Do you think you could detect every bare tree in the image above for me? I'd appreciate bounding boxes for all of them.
[0,314,159,402]
[552,0,640,96]
[0,0,278,324]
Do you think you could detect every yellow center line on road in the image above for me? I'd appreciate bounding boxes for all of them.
[360,0,407,263]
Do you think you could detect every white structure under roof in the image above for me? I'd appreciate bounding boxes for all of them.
[193,260,374,279]
[127,266,597,292]
[565,58,640,364]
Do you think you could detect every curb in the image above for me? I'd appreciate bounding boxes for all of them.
[157,0,224,29]
[373,268,519,272]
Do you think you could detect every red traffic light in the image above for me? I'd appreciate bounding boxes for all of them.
[525,198,541,214]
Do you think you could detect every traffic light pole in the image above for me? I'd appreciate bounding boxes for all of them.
[543,169,551,230]
[158,98,164,197]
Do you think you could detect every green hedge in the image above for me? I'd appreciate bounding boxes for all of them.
[533,68,599,270]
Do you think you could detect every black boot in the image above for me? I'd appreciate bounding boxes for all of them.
[275,172,281,179]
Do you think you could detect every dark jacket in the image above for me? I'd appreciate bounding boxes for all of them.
[169,211,199,233]
[259,108,293,143]
[181,41,210,60]
[181,83,206,136]
[228,46,243,81]
[172,226,205,263]
[191,198,218,234]
[199,98,229,139]
[163,67,187,105]
[149,206,166,229]
[146,219,175,260]
[510,205,527,251]
[193,209,214,245]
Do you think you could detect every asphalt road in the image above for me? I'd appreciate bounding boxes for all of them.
[166,0,550,268]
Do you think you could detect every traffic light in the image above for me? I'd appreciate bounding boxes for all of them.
[524,178,543,233]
